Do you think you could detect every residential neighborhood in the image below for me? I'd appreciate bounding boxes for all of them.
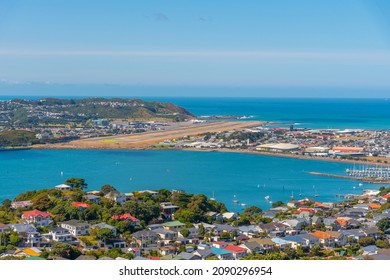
[0,178,389,260]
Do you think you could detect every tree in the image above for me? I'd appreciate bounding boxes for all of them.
[358,237,375,247]
[101,184,117,195]
[9,232,21,246]
[197,224,205,237]
[376,239,390,249]
[64,178,87,190]
[242,206,262,218]
[51,242,81,260]
[96,228,115,243]
[180,228,190,238]
[1,199,11,209]
[377,217,390,232]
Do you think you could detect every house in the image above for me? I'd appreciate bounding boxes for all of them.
[327,231,347,246]
[239,241,263,254]
[271,237,292,249]
[9,224,41,247]
[193,249,215,260]
[71,202,91,209]
[152,228,178,240]
[46,227,73,242]
[11,200,32,209]
[213,224,237,235]
[0,222,9,233]
[222,212,239,220]
[210,247,233,260]
[178,252,201,260]
[310,231,335,247]
[160,202,179,220]
[102,238,127,249]
[225,244,247,259]
[162,221,185,231]
[91,222,117,235]
[362,245,378,256]
[158,246,176,256]
[239,225,261,237]
[258,222,286,236]
[205,211,223,221]
[361,227,381,239]
[111,213,140,226]
[341,229,366,241]
[282,235,307,249]
[323,218,340,231]
[131,230,159,248]
[84,194,101,204]
[137,190,158,198]
[212,241,228,249]
[60,220,90,236]
[104,191,126,204]
[282,219,305,231]
[54,184,72,191]
[298,233,320,248]
[251,238,276,251]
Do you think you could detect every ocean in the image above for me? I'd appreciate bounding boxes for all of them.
[0,149,386,211]
[1,96,390,129]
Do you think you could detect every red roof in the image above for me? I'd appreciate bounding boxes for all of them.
[112,213,139,222]
[297,208,315,214]
[382,193,390,199]
[225,245,247,253]
[71,202,91,208]
[22,209,51,219]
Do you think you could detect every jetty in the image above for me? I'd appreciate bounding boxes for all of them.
[308,172,390,184]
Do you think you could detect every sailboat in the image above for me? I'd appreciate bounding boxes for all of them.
[299,187,302,196]
[210,191,215,201]
[232,194,239,203]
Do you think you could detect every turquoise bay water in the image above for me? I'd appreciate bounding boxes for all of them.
[0,150,384,211]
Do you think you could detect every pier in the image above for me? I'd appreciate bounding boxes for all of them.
[308,172,390,184]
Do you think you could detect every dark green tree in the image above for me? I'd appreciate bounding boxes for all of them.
[96,228,115,242]
[100,184,117,195]
[51,242,81,260]
[64,178,87,190]
[377,217,390,232]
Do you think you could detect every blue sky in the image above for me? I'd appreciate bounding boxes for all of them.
[0,0,390,96]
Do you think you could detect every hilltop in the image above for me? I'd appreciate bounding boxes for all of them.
[0,98,195,128]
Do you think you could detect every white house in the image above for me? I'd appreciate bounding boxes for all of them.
[60,220,90,236]
[54,184,72,191]
[104,191,126,204]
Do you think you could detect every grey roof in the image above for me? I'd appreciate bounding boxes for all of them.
[341,229,365,238]
[243,241,261,250]
[61,220,89,227]
[194,249,215,259]
[323,218,336,226]
[133,256,149,260]
[214,224,237,232]
[298,233,320,241]
[362,227,380,235]
[50,227,70,234]
[152,228,176,235]
[91,222,116,231]
[9,224,36,233]
[132,230,158,239]
[178,252,201,260]
[75,255,97,260]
